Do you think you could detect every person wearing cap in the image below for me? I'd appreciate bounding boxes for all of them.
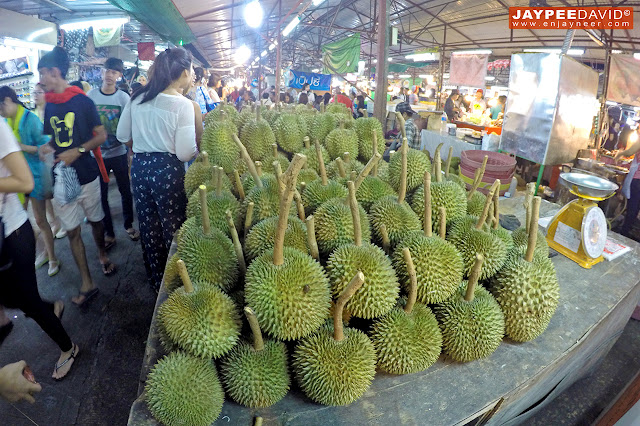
[471,89,487,114]
[386,102,421,158]
[445,89,461,122]
[88,58,140,249]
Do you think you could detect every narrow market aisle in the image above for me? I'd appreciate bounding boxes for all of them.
[0,180,156,426]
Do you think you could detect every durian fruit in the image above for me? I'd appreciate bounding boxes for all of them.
[145,351,224,426]
[369,129,422,247]
[435,254,505,362]
[326,181,399,319]
[393,172,464,304]
[177,186,239,290]
[186,167,242,237]
[492,196,559,342]
[201,111,240,174]
[245,215,308,260]
[388,147,431,193]
[262,144,290,174]
[234,104,255,132]
[370,248,442,374]
[300,137,329,174]
[325,125,358,161]
[466,155,489,216]
[411,146,466,229]
[273,113,306,153]
[245,154,331,340]
[220,307,290,408]
[158,260,241,358]
[184,152,214,196]
[163,253,182,294]
[293,272,376,405]
[326,152,365,180]
[240,103,276,161]
[310,112,336,144]
[301,140,348,215]
[352,152,395,211]
[443,146,465,189]
[450,180,508,280]
[205,102,238,126]
[354,116,385,161]
[507,183,548,263]
[489,185,514,253]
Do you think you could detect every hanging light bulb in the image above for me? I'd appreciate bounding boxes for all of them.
[244,0,263,28]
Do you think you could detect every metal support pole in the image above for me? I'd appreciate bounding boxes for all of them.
[274,0,283,100]
[597,29,614,151]
[436,25,446,111]
[374,0,390,128]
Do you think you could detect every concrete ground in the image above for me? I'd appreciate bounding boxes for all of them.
[0,179,639,425]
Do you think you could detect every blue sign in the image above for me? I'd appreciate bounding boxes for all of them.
[287,70,332,91]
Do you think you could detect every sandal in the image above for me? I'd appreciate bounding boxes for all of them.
[101,261,117,276]
[126,228,140,241]
[48,260,60,277]
[72,288,99,307]
[104,238,116,251]
[53,344,79,381]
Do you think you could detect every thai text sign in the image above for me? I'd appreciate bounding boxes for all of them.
[287,70,332,91]
[509,7,633,29]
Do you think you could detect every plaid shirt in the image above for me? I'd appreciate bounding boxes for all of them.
[396,118,421,150]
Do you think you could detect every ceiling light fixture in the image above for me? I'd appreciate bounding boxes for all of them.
[399,74,411,78]
[405,52,437,61]
[234,45,252,64]
[60,17,129,31]
[283,17,300,37]
[244,0,263,28]
[451,49,492,55]
[2,37,54,51]
[26,27,54,42]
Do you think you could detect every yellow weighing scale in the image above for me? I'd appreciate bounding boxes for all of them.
[546,172,619,269]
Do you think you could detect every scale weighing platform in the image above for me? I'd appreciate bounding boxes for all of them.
[546,172,619,269]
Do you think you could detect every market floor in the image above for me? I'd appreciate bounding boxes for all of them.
[0,180,639,425]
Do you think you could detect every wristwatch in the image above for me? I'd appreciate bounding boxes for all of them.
[78,146,86,154]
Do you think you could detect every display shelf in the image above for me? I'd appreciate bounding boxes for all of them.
[0,70,33,82]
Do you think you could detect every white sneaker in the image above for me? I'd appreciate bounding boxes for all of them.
[48,260,60,277]
[35,252,49,269]
[55,229,67,239]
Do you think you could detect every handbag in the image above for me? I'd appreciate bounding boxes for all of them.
[199,86,216,112]
[0,193,13,272]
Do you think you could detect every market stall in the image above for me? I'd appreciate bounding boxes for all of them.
[420,129,482,158]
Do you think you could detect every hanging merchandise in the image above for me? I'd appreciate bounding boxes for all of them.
[606,55,640,107]
[93,25,123,47]
[138,42,156,61]
[322,33,361,74]
[449,54,489,88]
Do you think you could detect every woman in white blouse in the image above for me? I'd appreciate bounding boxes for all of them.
[116,47,197,292]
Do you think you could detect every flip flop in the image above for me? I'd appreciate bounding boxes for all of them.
[101,261,117,276]
[72,288,99,307]
[54,344,79,381]
[126,229,140,241]
[0,322,13,346]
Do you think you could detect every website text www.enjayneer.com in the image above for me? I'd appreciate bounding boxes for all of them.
[511,20,631,29]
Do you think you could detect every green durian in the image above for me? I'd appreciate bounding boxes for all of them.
[184,152,214,196]
[163,253,182,294]
[245,216,308,260]
[273,113,306,153]
[310,113,336,144]
[240,106,276,161]
[355,176,396,212]
[388,148,431,193]
[326,155,365,180]
[313,196,372,256]
[354,117,385,161]
[325,127,358,161]
[205,103,238,126]
[185,184,241,238]
[370,196,422,248]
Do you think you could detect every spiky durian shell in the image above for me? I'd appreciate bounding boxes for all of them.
[220,339,290,408]
[299,145,329,175]
[509,227,548,262]
[355,176,397,212]
[205,103,238,126]
[293,324,376,406]
[314,198,372,256]
[198,172,233,196]
[373,160,389,182]
[200,125,240,174]
[392,232,464,304]
[262,153,290,174]
[492,256,559,342]
[326,103,353,117]
[453,225,508,281]
[370,301,442,374]
[446,172,466,189]
[245,216,308,260]
[159,283,241,358]
[310,113,336,144]
[273,114,306,153]
[388,149,431,193]
[297,168,320,188]
[369,196,422,247]
[185,190,242,238]
[325,128,358,161]
[234,107,254,133]
[241,173,275,194]
[241,117,276,161]
[145,352,224,426]
[184,160,214,196]
[245,247,331,340]
[354,117,385,161]
[435,282,505,362]
[163,254,183,294]
[467,191,487,216]
[491,226,515,253]
[326,158,365,180]
[326,243,399,319]
[410,180,467,229]
[301,180,348,216]
[243,177,296,226]
[176,219,239,291]
[156,316,180,354]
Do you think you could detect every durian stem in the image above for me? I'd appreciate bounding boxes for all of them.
[306,215,319,260]
[244,307,264,351]
[445,146,453,178]
[372,132,379,176]
[299,182,306,195]
[294,190,305,221]
[176,259,194,293]
[487,201,495,228]
[434,143,443,183]
[226,210,246,275]
[315,139,328,185]
[256,103,261,121]
[273,154,307,266]
[350,170,357,182]
[525,196,541,263]
[336,158,347,178]
[201,151,209,166]
[272,143,278,159]
[389,150,396,159]
[493,186,500,230]
[403,248,418,314]
[334,271,365,342]
[525,182,535,233]
[254,417,263,426]
[380,224,390,255]
[355,152,381,191]
[320,102,325,113]
[464,254,484,302]
[198,185,211,235]
[232,134,263,188]
[274,162,284,199]
[215,167,222,197]
[347,181,362,247]
[476,180,500,230]
[304,136,310,149]
[342,152,351,164]
[439,207,447,239]
[424,171,432,237]
[395,112,407,139]
[398,137,408,204]
[467,155,488,200]
[244,202,254,240]
[233,170,245,200]
[255,161,263,177]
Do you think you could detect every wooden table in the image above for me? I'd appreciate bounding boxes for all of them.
[128,197,640,426]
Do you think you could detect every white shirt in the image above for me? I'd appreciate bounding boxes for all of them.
[0,119,28,237]
[116,93,197,162]
[299,90,315,103]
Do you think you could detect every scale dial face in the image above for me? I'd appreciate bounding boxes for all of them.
[581,206,607,258]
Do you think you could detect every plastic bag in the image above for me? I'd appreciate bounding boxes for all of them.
[53,163,81,205]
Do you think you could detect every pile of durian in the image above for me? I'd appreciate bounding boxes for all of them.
[144,103,560,426]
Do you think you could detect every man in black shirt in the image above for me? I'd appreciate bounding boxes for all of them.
[38,47,116,306]
[445,89,461,122]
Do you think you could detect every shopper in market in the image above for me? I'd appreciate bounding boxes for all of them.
[0,86,60,276]
[385,102,421,160]
[444,89,461,122]
[116,47,198,292]
[206,74,221,106]
[88,58,140,251]
[615,138,640,239]
[189,67,216,115]
[298,92,309,105]
[38,46,115,305]
[0,118,79,380]
[490,95,507,120]
[298,82,315,104]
